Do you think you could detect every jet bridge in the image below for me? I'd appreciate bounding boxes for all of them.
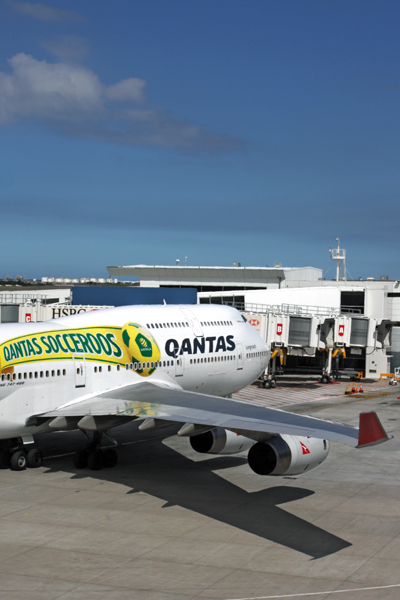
[242,308,396,383]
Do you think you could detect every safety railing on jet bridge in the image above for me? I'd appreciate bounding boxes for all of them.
[0,293,70,305]
[219,300,342,317]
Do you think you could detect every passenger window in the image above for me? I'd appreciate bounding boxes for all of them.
[108,365,111,372]
[125,364,129,370]
[51,370,55,377]
[18,373,22,380]
[24,373,27,379]
[57,370,60,376]
[46,371,49,377]
[151,362,154,368]
[7,374,10,381]
[99,366,102,373]
[12,373,16,380]
[117,365,120,371]
[63,369,66,376]
[34,372,38,379]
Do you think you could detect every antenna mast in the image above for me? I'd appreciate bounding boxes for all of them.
[329,238,346,281]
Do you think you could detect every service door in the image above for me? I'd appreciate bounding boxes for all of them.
[175,356,184,377]
[180,308,204,337]
[236,344,244,370]
[73,355,86,388]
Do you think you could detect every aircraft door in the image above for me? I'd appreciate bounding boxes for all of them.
[73,356,86,388]
[175,356,184,377]
[180,308,204,337]
[237,344,244,370]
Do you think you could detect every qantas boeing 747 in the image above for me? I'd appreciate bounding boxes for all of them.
[0,304,390,473]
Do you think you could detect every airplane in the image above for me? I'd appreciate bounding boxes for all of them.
[0,304,390,473]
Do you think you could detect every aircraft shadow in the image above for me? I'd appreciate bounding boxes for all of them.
[38,425,351,559]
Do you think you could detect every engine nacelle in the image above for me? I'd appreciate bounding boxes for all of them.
[248,434,329,476]
[190,428,255,455]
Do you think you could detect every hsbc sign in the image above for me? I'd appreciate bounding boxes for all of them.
[248,319,260,327]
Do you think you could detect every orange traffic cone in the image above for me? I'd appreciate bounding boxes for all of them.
[354,384,358,393]
[351,383,356,394]
[359,384,363,393]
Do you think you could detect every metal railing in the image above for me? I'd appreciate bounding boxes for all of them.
[0,293,71,305]
[217,299,342,317]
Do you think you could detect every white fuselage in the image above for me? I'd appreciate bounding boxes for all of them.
[0,304,269,439]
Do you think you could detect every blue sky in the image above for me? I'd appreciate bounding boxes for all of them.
[0,0,399,280]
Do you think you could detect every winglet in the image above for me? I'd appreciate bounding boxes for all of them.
[357,412,391,448]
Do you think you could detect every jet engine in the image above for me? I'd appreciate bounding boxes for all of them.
[247,434,329,476]
[190,427,255,455]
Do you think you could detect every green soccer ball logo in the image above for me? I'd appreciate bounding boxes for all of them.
[121,322,161,377]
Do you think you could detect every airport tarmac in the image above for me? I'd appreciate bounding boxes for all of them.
[0,380,400,599]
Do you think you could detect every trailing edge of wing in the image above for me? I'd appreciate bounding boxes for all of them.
[42,380,390,448]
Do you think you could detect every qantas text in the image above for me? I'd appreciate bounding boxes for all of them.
[165,335,235,358]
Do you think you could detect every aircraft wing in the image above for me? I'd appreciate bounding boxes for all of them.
[43,380,390,448]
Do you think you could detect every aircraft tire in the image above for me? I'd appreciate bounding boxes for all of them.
[88,450,104,471]
[104,448,118,468]
[73,450,88,469]
[271,379,276,388]
[10,450,27,471]
[26,448,43,468]
[321,375,330,384]
[264,380,272,389]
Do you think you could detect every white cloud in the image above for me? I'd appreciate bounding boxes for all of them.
[8,1,84,22]
[105,78,146,104]
[0,53,103,123]
[0,53,240,152]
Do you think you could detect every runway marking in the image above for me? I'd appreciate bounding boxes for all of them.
[234,383,391,411]
[226,582,400,599]
[295,391,396,413]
